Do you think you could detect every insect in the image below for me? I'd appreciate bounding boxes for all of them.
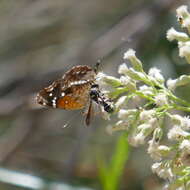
[36,64,114,126]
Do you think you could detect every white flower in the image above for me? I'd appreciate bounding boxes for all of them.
[128,132,146,147]
[123,49,143,72]
[118,109,137,119]
[166,27,189,41]
[139,109,155,121]
[152,162,174,181]
[148,139,161,160]
[118,109,128,119]
[178,41,190,64]
[176,187,186,190]
[177,5,189,18]
[170,114,184,125]
[106,121,128,135]
[179,139,190,153]
[123,49,136,60]
[181,116,190,130]
[178,41,190,58]
[168,125,190,141]
[96,72,121,87]
[158,168,174,181]
[158,145,170,155]
[167,75,190,90]
[155,93,168,106]
[96,72,106,86]
[166,78,177,91]
[180,139,190,165]
[184,18,190,29]
[152,162,162,174]
[120,76,130,85]
[148,118,158,127]
[176,5,190,29]
[115,96,128,109]
[148,139,170,161]
[170,114,190,130]
[139,85,153,95]
[163,184,169,190]
[127,68,146,81]
[119,76,136,90]
[148,67,164,82]
[137,119,156,136]
[171,114,190,130]
[118,63,129,75]
[137,123,151,131]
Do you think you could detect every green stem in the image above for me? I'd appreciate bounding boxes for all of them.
[169,93,190,107]
[134,91,154,102]
[171,104,190,112]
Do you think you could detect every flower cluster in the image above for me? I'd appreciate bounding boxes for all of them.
[97,5,190,190]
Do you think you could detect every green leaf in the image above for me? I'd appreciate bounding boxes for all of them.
[98,134,129,190]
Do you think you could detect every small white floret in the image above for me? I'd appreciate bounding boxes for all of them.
[118,63,129,74]
[155,93,168,106]
[148,67,164,82]
[166,78,177,91]
[123,49,136,60]
[139,109,155,121]
[179,139,190,153]
[168,125,190,141]
[177,5,189,19]
[128,132,146,147]
[115,96,127,109]
[166,27,189,41]
[179,41,190,57]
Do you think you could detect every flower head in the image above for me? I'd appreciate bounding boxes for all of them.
[167,78,177,91]
[118,63,129,75]
[123,49,143,72]
[118,109,137,120]
[176,5,190,30]
[115,96,128,110]
[152,162,174,181]
[139,85,153,95]
[148,67,164,83]
[178,41,190,59]
[177,5,190,18]
[168,125,190,141]
[148,139,170,161]
[154,93,168,106]
[128,132,146,147]
[179,139,190,153]
[96,72,121,87]
[123,49,136,60]
[166,27,189,41]
[139,109,155,121]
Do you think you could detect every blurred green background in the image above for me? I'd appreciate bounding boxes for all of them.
[0,0,189,189]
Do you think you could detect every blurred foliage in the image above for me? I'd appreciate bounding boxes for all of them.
[98,134,129,190]
[0,0,188,189]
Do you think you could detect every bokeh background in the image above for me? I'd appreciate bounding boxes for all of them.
[0,0,189,189]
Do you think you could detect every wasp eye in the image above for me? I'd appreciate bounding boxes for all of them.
[90,89,98,98]
[91,84,99,88]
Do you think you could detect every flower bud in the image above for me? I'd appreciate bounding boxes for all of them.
[167,27,189,42]
[123,49,143,72]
